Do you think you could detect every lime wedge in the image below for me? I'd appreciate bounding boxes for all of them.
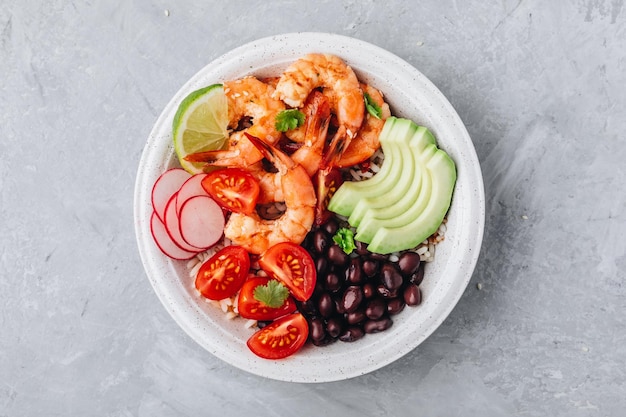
[172,84,229,174]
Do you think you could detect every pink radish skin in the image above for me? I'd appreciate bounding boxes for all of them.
[164,193,207,252]
[151,168,191,222]
[179,195,225,249]
[150,211,198,260]
[176,174,209,215]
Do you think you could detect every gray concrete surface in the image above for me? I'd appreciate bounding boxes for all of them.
[1,1,625,415]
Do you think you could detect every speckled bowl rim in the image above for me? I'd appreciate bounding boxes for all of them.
[134,32,485,383]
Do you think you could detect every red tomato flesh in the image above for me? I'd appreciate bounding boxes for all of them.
[237,276,297,321]
[247,313,309,359]
[195,246,250,300]
[201,168,260,214]
[258,242,317,301]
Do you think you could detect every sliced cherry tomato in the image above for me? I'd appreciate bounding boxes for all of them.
[237,276,297,321]
[201,168,260,214]
[195,246,250,300]
[314,168,343,225]
[247,313,309,359]
[258,242,316,301]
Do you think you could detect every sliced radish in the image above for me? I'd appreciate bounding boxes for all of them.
[151,168,191,222]
[150,211,198,260]
[164,193,207,252]
[176,173,209,215]
[179,195,225,249]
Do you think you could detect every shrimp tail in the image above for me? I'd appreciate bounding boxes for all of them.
[244,132,294,173]
[321,126,351,171]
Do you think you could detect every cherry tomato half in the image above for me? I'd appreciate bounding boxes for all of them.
[195,246,250,300]
[237,276,297,321]
[247,313,309,359]
[258,242,317,301]
[201,168,260,214]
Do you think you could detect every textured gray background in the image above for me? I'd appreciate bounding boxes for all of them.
[1,0,625,416]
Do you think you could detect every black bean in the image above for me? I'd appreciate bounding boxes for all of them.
[324,271,342,292]
[342,285,363,313]
[334,297,346,314]
[362,259,379,277]
[377,284,399,299]
[318,293,335,318]
[346,258,364,284]
[296,299,317,317]
[315,257,328,276]
[326,317,343,338]
[381,262,403,291]
[398,252,421,277]
[310,317,326,342]
[346,309,366,325]
[339,326,364,342]
[313,279,325,298]
[328,244,349,266]
[365,298,386,320]
[364,317,393,334]
[313,229,330,254]
[355,240,369,255]
[404,283,422,306]
[323,219,339,236]
[410,262,425,286]
[363,283,376,299]
[312,335,335,346]
[387,297,405,315]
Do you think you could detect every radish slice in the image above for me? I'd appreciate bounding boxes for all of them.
[176,174,209,215]
[179,195,225,249]
[150,211,198,260]
[164,193,206,252]
[151,168,191,222]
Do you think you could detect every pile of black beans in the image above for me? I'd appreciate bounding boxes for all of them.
[298,218,425,346]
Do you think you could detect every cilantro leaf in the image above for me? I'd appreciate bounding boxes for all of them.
[253,279,290,308]
[333,227,357,255]
[275,109,305,132]
[364,92,382,119]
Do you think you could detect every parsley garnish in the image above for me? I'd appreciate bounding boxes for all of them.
[275,109,305,132]
[364,92,382,119]
[333,227,357,255]
[253,279,290,308]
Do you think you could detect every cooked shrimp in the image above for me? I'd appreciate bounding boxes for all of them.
[288,90,331,177]
[213,77,285,166]
[186,135,283,204]
[273,53,365,167]
[188,91,330,201]
[336,84,391,167]
[224,133,316,255]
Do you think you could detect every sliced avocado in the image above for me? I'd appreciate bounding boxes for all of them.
[367,150,456,254]
[328,140,402,217]
[348,141,415,227]
[357,130,437,224]
[327,116,457,254]
[328,118,420,217]
[355,143,437,242]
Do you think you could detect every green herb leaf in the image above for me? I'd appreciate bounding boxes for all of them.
[253,279,290,308]
[333,227,357,255]
[364,92,382,119]
[275,109,305,132]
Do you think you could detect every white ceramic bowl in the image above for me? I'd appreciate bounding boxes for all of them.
[134,32,485,383]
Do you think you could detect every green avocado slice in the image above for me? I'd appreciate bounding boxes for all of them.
[366,149,456,253]
[327,117,457,254]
